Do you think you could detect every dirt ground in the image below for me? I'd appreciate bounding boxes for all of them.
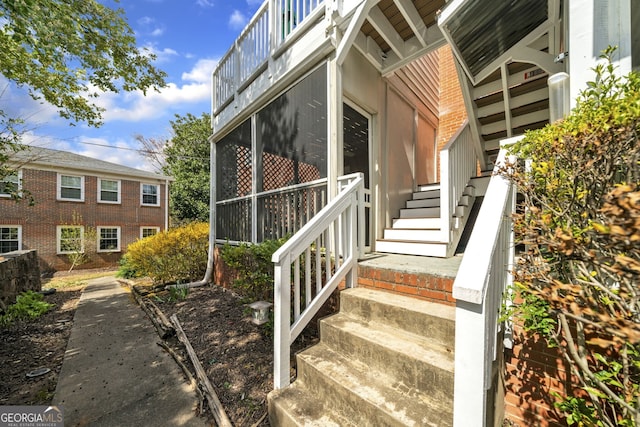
[150,284,320,426]
[0,287,82,405]
[0,272,320,426]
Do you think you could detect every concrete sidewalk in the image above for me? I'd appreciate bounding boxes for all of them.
[53,276,208,427]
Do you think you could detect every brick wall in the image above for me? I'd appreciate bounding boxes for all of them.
[437,45,468,179]
[504,323,573,426]
[358,264,456,306]
[0,168,167,272]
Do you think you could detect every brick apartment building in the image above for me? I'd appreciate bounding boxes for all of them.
[0,146,171,272]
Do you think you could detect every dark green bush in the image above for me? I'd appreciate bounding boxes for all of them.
[219,237,288,302]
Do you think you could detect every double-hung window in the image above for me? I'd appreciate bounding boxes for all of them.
[0,170,21,197]
[0,226,21,253]
[141,183,160,206]
[97,227,120,252]
[58,174,84,201]
[57,226,84,254]
[98,179,121,203]
[140,227,160,239]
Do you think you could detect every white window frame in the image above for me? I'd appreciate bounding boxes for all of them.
[98,178,121,204]
[97,226,121,253]
[140,183,160,206]
[57,173,85,202]
[0,170,22,197]
[140,226,160,239]
[0,225,22,253]
[57,225,84,254]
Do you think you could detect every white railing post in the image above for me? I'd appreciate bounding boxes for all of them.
[274,252,292,389]
[272,174,363,391]
[452,136,521,426]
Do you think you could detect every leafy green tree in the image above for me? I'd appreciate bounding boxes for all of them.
[163,113,211,223]
[0,0,166,127]
[0,0,167,190]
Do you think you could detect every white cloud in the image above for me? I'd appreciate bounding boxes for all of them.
[137,16,165,37]
[182,58,218,84]
[0,76,60,129]
[91,58,217,123]
[229,10,247,30]
[22,132,158,172]
[196,0,214,7]
[140,43,178,63]
[76,137,156,172]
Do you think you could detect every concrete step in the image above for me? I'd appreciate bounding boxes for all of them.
[340,287,455,348]
[412,189,440,200]
[400,206,440,218]
[383,228,443,242]
[268,382,357,427]
[320,312,454,401]
[392,217,441,229]
[375,239,448,257]
[406,197,440,208]
[295,343,453,427]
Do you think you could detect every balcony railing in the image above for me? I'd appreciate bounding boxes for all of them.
[213,0,326,113]
[216,178,328,245]
[451,137,520,426]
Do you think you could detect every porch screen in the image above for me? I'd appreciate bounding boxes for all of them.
[215,64,328,243]
[216,119,252,242]
[256,63,327,191]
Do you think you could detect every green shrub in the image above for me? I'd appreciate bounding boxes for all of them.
[122,222,209,284]
[505,47,639,426]
[219,237,288,302]
[116,255,140,279]
[1,291,53,326]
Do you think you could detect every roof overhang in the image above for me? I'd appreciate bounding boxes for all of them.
[438,0,561,85]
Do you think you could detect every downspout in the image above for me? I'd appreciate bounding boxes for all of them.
[164,179,170,230]
[166,134,216,289]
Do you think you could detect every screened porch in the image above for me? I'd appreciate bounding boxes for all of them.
[214,64,329,244]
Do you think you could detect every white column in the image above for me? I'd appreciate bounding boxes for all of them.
[568,0,632,106]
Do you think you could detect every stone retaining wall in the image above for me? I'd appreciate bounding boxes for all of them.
[0,250,41,308]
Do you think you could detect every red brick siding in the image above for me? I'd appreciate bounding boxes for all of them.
[0,168,167,272]
[437,45,468,180]
[357,264,455,306]
[503,323,573,426]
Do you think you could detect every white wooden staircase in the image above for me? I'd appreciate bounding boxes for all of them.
[376,182,478,257]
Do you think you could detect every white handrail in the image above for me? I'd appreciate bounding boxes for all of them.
[439,121,476,243]
[451,136,521,427]
[272,173,365,389]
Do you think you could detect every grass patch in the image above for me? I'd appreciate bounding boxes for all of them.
[43,270,116,291]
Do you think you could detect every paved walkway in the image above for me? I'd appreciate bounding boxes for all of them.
[53,276,208,427]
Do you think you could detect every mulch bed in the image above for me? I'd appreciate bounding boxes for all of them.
[0,273,323,426]
[0,288,82,405]
[138,283,321,426]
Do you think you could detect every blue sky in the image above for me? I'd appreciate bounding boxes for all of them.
[5,0,263,172]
